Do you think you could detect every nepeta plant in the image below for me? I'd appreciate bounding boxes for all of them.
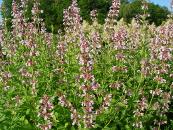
[1,0,173,130]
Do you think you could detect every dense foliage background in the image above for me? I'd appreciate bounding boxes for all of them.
[1,0,170,32]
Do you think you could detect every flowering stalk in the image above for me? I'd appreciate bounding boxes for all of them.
[11,0,24,38]
[104,0,120,36]
[90,10,97,23]
[79,33,98,128]
[38,95,54,130]
[63,0,82,42]
[58,94,80,126]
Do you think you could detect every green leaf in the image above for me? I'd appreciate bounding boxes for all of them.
[65,122,69,128]
[24,119,29,125]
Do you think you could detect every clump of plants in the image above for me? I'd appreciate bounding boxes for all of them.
[0,0,173,129]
